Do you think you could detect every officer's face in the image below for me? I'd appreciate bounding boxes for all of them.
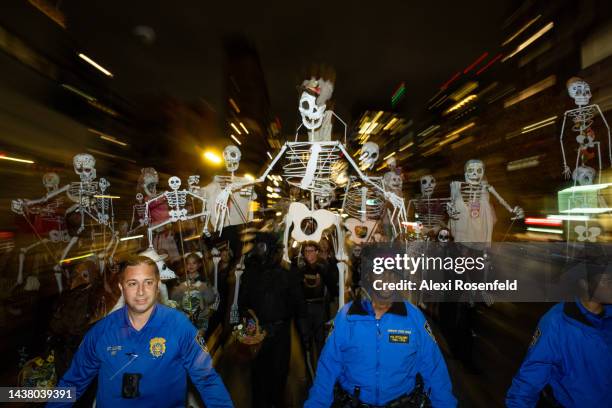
[119,263,160,314]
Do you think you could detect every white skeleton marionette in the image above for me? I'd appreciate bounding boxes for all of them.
[407,175,450,239]
[560,78,611,184]
[213,77,405,307]
[129,193,147,233]
[447,160,524,243]
[201,145,256,233]
[145,176,209,247]
[342,142,407,245]
[11,172,71,290]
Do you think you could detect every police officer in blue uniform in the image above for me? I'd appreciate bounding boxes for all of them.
[506,247,612,407]
[49,255,233,407]
[304,264,457,407]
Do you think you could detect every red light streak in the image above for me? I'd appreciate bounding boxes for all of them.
[463,52,489,74]
[524,217,562,226]
[440,72,461,90]
[476,54,503,75]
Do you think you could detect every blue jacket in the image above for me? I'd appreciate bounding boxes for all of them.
[305,300,456,407]
[49,304,233,407]
[506,301,612,407]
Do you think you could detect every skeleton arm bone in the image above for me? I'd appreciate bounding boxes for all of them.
[486,185,524,219]
[24,184,71,206]
[595,104,612,167]
[560,111,572,178]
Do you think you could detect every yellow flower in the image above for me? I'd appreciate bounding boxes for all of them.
[34,357,44,366]
[46,354,55,363]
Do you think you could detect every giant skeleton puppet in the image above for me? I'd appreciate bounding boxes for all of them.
[213,77,407,307]
[11,172,71,290]
[407,174,450,240]
[558,78,611,243]
[447,160,524,243]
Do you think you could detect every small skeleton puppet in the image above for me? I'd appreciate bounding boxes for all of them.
[560,77,611,183]
[448,160,524,243]
[110,247,178,312]
[407,175,450,239]
[11,172,71,289]
[202,145,256,234]
[129,193,147,233]
[95,178,114,228]
[188,175,201,194]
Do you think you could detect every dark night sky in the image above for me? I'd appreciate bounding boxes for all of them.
[60,0,519,129]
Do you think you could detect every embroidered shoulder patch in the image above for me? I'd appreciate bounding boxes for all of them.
[529,327,541,348]
[424,320,436,343]
[195,331,209,354]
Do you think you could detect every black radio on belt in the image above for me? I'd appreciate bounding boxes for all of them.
[122,373,142,398]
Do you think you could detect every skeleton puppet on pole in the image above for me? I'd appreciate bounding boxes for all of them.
[407,175,450,240]
[448,160,524,243]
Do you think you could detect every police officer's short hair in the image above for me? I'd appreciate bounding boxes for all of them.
[120,256,160,281]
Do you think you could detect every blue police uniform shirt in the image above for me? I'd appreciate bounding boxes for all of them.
[506,301,612,407]
[305,300,457,407]
[49,304,233,407]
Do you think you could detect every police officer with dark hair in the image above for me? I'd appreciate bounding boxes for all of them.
[506,244,612,407]
[239,232,306,408]
[304,263,457,407]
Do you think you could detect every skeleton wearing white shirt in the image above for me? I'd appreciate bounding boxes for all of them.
[407,175,450,238]
[448,160,524,243]
[145,176,209,248]
[560,78,611,184]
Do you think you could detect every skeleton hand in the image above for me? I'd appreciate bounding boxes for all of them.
[11,199,25,215]
[510,206,524,220]
[445,202,460,219]
[562,165,572,179]
[210,287,220,311]
[214,184,235,231]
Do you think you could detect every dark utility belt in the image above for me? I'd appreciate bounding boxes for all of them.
[333,374,432,408]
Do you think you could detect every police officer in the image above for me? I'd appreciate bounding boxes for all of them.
[49,255,233,407]
[304,266,457,407]
[506,246,612,407]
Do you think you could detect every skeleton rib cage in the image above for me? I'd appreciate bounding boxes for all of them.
[283,141,342,195]
[343,177,385,221]
[413,198,450,231]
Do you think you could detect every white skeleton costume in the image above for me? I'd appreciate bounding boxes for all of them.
[11,172,71,290]
[407,175,450,238]
[448,160,524,243]
[129,193,147,233]
[213,77,407,307]
[560,78,611,184]
[145,176,209,248]
[201,145,256,233]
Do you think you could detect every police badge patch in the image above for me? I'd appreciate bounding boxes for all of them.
[149,337,166,358]
[424,321,436,343]
[195,331,209,354]
[529,327,541,348]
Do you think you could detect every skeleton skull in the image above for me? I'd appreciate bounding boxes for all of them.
[188,175,200,187]
[437,228,450,243]
[464,160,484,185]
[98,177,110,193]
[140,167,159,196]
[223,145,241,173]
[73,153,97,182]
[42,172,60,193]
[420,175,436,198]
[359,142,380,171]
[572,165,596,186]
[136,193,143,203]
[168,176,181,191]
[384,171,402,192]
[567,77,592,107]
[298,91,326,130]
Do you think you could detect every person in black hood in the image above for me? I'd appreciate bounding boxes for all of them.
[238,232,306,408]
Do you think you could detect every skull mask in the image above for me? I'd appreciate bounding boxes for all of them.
[464,160,484,185]
[420,175,436,198]
[384,171,402,192]
[98,178,110,193]
[223,145,241,173]
[299,91,325,130]
[567,77,592,107]
[140,168,159,196]
[359,142,380,171]
[437,228,451,243]
[168,176,181,191]
[572,165,596,186]
[42,172,60,193]
[73,153,97,183]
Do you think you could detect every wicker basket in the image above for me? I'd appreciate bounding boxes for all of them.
[229,309,266,363]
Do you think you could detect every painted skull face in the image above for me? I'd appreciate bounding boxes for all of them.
[572,165,596,186]
[567,77,591,107]
[42,172,60,193]
[359,142,379,171]
[168,176,181,190]
[384,171,402,192]
[420,175,436,198]
[136,193,143,203]
[98,177,110,193]
[464,160,484,185]
[437,228,450,243]
[73,153,97,183]
[298,91,325,130]
[223,145,241,173]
